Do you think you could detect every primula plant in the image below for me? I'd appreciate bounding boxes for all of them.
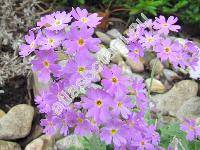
[20,7,200,150]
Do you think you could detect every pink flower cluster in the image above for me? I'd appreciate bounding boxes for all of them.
[127,15,200,70]
[180,118,200,141]
[20,7,160,149]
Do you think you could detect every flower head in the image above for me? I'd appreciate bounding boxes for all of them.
[128,42,144,62]
[180,118,200,141]
[153,16,181,35]
[63,26,100,55]
[102,65,129,94]
[82,88,112,123]
[100,120,127,147]
[19,30,41,57]
[31,50,61,82]
[71,7,102,28]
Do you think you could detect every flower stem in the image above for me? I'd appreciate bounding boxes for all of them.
[148,59,158,98]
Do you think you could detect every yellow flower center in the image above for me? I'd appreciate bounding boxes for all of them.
[30,42,35,49]
[118,102,123,108]
[141,140,145,145]
[112,77,118,84]
[163,23,168,27]
[164,47,171,53]
[110,129,117,135]
[43,60,50,68]
[96,100,103,107]
[55,19,62,26]
[77,117,83,123]
[77,38,85,46]
[189,126,194,131]
[81,17,88,23]
[134,49,139,54]
[147,37,153,43]
[48,38,55,45]
[78,66,85,74]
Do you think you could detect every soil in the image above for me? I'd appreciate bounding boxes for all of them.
[0,76,29,112]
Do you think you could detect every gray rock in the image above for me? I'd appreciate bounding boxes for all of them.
[177,96,200,120]
[96,46,111,64]
[163,69,180,82]
[0,104,34,140]
[56,135,84,150]
[150,59,164,75]
[118,61,133,75]
[145,78,166,93]
[126,59,144,73]
[95,31,112,45]
[0,109,5,119]
[152,80,198,116]
[25,135,55,150]
[106,29,122,39]
[0,140,21,150]
[110,39,129,58]
[111,54,123,64]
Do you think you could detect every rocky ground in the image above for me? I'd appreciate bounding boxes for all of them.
[0,28,200,150]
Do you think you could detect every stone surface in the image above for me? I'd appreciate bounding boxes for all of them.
[0,104,34,140]
[118,61,133,75]
[152,80,198,116]
[0,140,21,150]
[95,31,112,45]
[106,29,122,39]
[56,135,84,150]
[150,58,164,75]
[177,96,200,120]
[163,69,180,82]
[111,54,123,64]
[0,109,5,119]
[145,78,166,93]
[126,59,144,73]
[110,39,129,58]
[25,135,55,150]
[96,46,111,64]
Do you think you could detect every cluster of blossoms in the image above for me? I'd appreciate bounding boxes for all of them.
[126,15,200,70]
[20,7,200,149]
[20,7,161,149]
[180,118,200,141]
[126,15,200,143]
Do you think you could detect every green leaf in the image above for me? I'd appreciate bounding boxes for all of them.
[80,134,107,150]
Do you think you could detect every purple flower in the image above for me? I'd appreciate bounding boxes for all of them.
[63,26,100,55]
[112,94,133,119]
[38,30,64,50]
[71,7,102,28]
[74,112,93,136]
[139,31,159,49]
[64,51,95,84]
[58,110,77,136]
[100,120,127,147]
[35,90,52,113]
[31,50,61,82]
[102,65,129,94]
[144,125,160,145]
[128,42,144,62]
[45,11,72,30]
[171,51,189,69]
[82,88,112,122]
[40,114,60,135]
[131,133,155,150]
[183,41,200,70]
[155,38,179,62]
[127,26,144,43]
[153,16,181,35]
[180,118,200,141]
[19,30,40,57]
